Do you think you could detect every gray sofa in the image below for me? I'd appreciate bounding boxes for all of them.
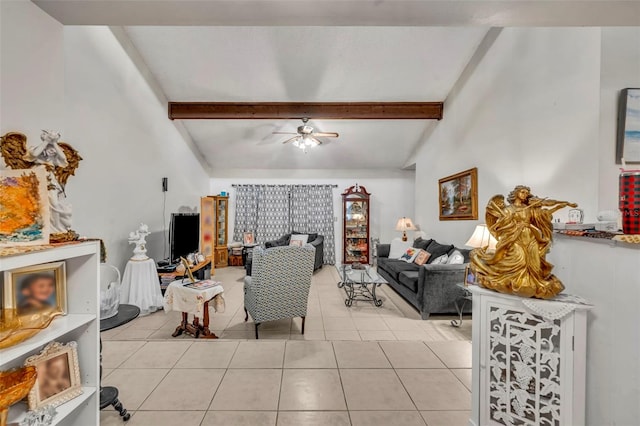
[376,238,472,319]
[245,232,324,275]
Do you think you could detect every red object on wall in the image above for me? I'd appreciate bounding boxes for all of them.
[620,171,640,234]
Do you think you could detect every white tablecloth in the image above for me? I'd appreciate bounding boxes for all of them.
[120,258,164,316]
[163,280,225,318]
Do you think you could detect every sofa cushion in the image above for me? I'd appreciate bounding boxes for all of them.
[451,247,472,263]
[293,231,318,242]
[412,237,433,251]
[389,238,412,259]
[398,271,420,293]
[446,250,465,264]
[426,241,454,264]
[383,259,420,281]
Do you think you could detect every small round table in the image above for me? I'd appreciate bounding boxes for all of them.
[100,304,140,421]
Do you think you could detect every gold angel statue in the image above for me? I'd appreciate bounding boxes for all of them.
[470,185,577,299]
[1,131,82,242]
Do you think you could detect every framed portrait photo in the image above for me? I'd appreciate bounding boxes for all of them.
[3,261,67,317]
[616,88,640,164]
[438,167,478,221]
[465,265,476,286]
[242,231,255,246]
[24,341,83,409]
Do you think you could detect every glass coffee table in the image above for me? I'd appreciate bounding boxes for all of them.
[336,264,387,307]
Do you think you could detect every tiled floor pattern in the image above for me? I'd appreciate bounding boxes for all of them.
[103,266,471,342]
[101,265,473,425]
[100,340,472,426]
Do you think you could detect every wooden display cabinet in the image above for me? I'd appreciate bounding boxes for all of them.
[342,184,371,264]
[213,195,229,267]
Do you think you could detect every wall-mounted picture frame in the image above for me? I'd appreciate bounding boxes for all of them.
[24,341,83,409]
[242,231,255,245]
[439,167,478,221]
[3,261,67,317]
[0,167,50,246]
[617,88,640,164]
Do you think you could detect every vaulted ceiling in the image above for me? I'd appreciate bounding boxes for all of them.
[124,26,487,170]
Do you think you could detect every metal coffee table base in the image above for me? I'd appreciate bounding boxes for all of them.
[338,281,383,307]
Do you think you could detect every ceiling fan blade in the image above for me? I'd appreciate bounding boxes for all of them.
[312,132,339,138]
[310,136,323,146]
[282,136,301,145]
[272,132,298,135]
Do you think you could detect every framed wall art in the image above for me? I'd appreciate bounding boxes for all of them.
[439,167,478,221]
[0,167,50,246]
[24,341,83,409]
[616,88,640,164]
[3,261,67,317]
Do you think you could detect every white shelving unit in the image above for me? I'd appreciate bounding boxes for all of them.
[1,242,100,426]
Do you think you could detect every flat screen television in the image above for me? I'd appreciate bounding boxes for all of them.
[170,213,200,263]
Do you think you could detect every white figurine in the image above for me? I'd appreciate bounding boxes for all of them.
[24,130,73,234]
[128,223,150,260]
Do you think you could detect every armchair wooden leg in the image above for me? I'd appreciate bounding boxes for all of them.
[301,316,306,335]
[244,307,248,322]
[255,323,260,339]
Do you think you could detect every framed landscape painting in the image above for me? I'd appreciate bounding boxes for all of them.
[0,167,50,246]
[439,167,478,221]
[616,88,640,164]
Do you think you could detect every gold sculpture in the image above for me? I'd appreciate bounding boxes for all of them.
[470,185,577,299]
[0,366,37,426]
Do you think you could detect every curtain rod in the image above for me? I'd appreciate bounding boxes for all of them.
[231,184,338,188]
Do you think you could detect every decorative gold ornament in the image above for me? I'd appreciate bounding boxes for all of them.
[0,308,63,350]
[0,366,37,426]
[470,185,577,299]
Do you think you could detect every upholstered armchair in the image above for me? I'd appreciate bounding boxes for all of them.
[243,244,315,338]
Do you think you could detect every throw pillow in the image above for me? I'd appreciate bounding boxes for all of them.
[446,250,465,265]
[289,234,309,247]
[425,241,454,264]
[412,237,433,251]
[414,250,431,266]
[399,247,420,263]
[389,238,412,259]
[430,253,449,264]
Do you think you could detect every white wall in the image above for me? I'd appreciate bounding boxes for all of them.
[598,27,640,212]
[413,28,602,247]
[63,27,210,271]
[0,0,64,140]
[210,169,415,262]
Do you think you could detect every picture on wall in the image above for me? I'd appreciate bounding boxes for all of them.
[3,261,67,317]
[617,88,640,163]
[0,167,50,246]
[438,167,478,221]
[24,341,83,409]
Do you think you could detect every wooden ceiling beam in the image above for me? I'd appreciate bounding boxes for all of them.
[168,102,443,120]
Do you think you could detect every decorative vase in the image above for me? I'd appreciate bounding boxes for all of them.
[0,366,37,426]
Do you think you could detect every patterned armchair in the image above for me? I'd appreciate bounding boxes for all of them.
[243,244,315,338]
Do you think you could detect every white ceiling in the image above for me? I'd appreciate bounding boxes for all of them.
[124,26,487,170]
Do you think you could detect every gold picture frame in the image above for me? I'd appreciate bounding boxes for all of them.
[3,261,67,317]
[438,167,478,221]
[24,341,83,409]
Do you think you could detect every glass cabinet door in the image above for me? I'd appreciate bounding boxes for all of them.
[217,198,227,246]
[342,185,371,264]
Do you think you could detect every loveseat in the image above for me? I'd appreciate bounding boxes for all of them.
[376,238,472,319]
[245,232,324,275]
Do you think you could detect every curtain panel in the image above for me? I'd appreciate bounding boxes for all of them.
[232,184,336,264]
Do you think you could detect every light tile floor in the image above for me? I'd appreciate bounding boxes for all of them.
[101,266,472,425]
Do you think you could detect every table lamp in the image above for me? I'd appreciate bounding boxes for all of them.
[465,224,497,250]
[395,217,417,242]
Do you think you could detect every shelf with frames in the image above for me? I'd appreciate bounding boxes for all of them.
[0,242,100,426]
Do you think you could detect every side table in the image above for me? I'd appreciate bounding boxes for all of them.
[100,304,140,421]
[120,258,163,315]
[451,284,472,327]
[163,280,224,339]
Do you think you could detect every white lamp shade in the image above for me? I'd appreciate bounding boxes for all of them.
[395,217,417,231]
[465,224,497,250]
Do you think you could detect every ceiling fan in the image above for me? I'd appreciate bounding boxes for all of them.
[273,118,339,153]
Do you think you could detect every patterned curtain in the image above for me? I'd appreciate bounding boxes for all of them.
[255,186,290,244]
[290,185,336,264]
[233,184,335,264]
[233,185,259,243]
